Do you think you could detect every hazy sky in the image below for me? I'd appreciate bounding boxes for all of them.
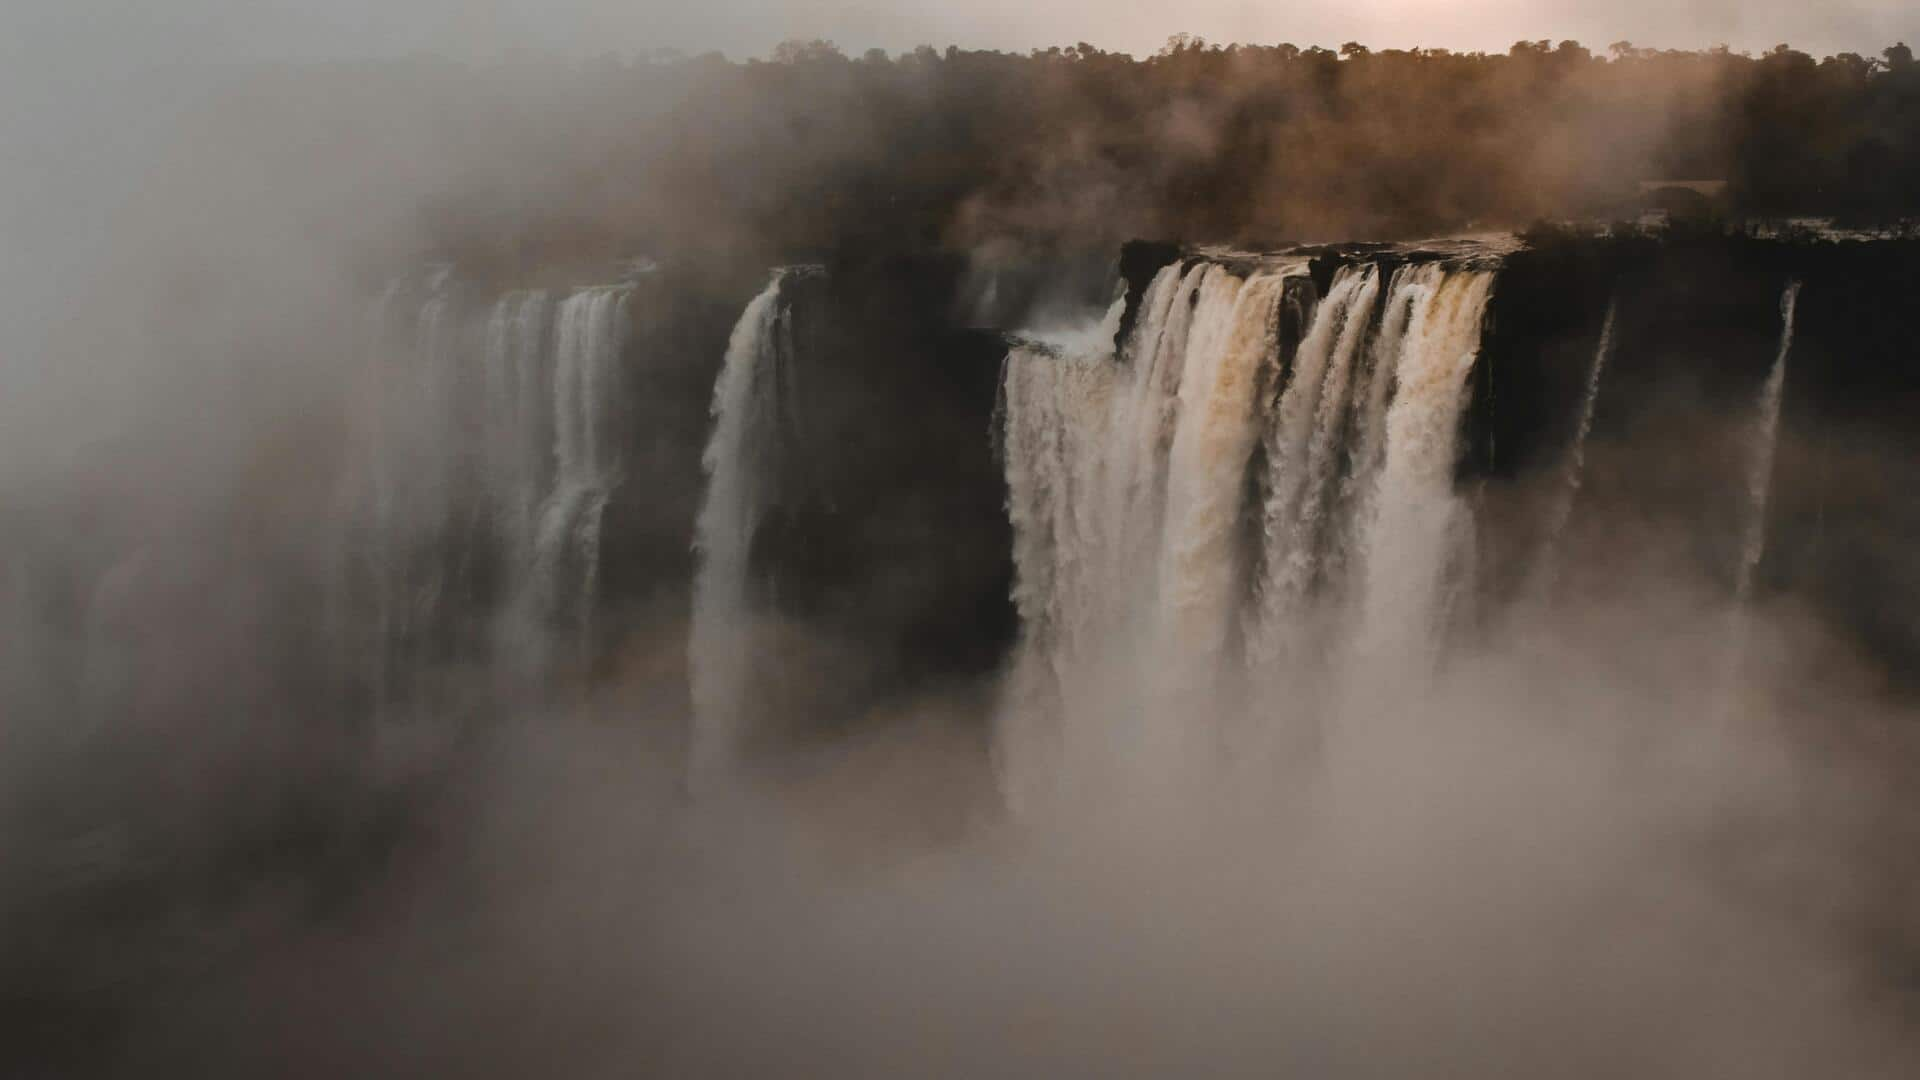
[7,0,1917,67]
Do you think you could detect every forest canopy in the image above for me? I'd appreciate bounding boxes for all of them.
[176,37,1920,277]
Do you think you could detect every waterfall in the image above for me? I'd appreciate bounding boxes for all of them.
[1354,268,1496,671]
[1717,280,1801,718]
[995,296,1144,798]
[996,253,1504,804]
[1334,265,1423,565]
[363,273,468,705]
[1100,262,1205,609]
[529,284,633,663]
[1734,282,1800,607]
[1533,297,1616,594]
[1249,263,1380,666]
[343,267,490,706]
[338,268,638,710]
[1154,267,1290,719]
[480,290,553,577]
[480,289,555,676]
[689,272,796,787]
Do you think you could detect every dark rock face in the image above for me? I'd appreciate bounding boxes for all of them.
[740,251,1017,737]
[1468,231,1920,691]
[594,266,765,661]
[734,232,1920,709]
[337,231,1920,721]
[1115,240,1182,350]
[321,246,1018,734]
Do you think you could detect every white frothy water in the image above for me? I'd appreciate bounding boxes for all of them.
[998,254,1498,805]
[1155,267,1289,720]
[1099,263,1202,606]
[1249,263,1380,668]
[998,263,1221,800]
[689,273,792,788]
[1353,268,1496,674]
[1334,265,1423,560]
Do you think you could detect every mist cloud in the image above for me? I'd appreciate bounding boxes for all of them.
[4,3,1920,1076]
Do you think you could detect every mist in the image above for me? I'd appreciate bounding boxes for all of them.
[5,2,1920,1076]
[64,560,1920,1077]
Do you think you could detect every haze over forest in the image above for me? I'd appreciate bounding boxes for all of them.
[6,5,1920,1077]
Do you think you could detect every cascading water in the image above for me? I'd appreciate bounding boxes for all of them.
[1734,282,1800,608]
[1098,262,1202,614]
[1333,265,1422,566]
[1718,281,1801,716]
[1531,297,1616,594]
[336,269,638,709]
[368,269,468,706]
[689,270,800,787]
[528,284,633,663]
[1155,267,1292,725]
[480,290,553,584]
[998,323,1126,795]
[999,252,1498,804]
[1249,263,1379,669]
[480,289,555,676]
[1353,268,1496,672]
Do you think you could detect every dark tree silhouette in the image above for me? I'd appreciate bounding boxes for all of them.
[320,36,1920,272]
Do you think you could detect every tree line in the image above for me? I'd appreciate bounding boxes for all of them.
[240,36,1920,274]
